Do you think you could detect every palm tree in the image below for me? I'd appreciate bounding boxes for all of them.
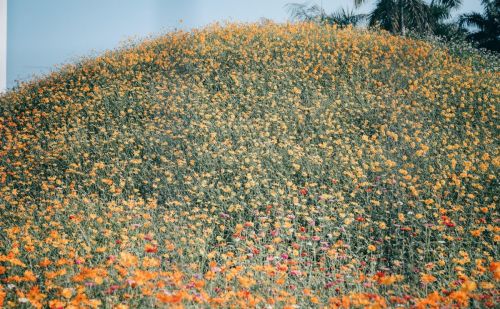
[428,0,467,39]
[325,8,368,27]
[459,0,499,51]
[355,0,461,36]
[286,3,367,27]
[286,3,325,22]
[287,1,462,37]
[367,0,429,35]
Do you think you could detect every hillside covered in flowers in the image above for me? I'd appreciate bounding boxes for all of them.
[0,23,498,308]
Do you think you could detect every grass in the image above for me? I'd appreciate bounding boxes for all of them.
[0,22,498,308]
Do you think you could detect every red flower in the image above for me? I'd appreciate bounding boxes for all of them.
[299,188,308,196]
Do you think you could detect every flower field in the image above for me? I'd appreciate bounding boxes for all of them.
[0,22,498,308]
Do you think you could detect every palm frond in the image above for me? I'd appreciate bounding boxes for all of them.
[459,12,487,30]
[286,3,366,27]
[433,0,462,10]
[458,0,499,52]
[369,0,399,32]
[325,8,368,27]
[429,3,452,21]
[286,3,324,22]
[354,0,369,8]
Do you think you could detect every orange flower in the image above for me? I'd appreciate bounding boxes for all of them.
[39,258,52,267]
[61,288,73,299]
[238,276,256,288]
[448,290,469,307]
[489,261,500,280]
[119,252,138,268]
[49,299,65,309]
[144,244,158,253]
[415,291,441,309]
[142,257,160,268]
[156,291,185,304]
[421,273,437,285]
[0,286,5,308]
[0,253,26,267]
[24,270,37,282]
[101,178,114,186]
[378,274,401,285]
[460,280,476,292]
[204,270,215,280]
[470,229,482,237]
[132,269,157,285]
[310,296,320,304]
[27,286,46,309]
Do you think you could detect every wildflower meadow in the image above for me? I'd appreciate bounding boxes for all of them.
[0,22,498,308]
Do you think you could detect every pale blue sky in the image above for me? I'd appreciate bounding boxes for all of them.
[7,0,482,88]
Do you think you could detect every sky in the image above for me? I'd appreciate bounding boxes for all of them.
[6,0,482,89]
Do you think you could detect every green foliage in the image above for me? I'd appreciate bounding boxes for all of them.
[459,0,500,52]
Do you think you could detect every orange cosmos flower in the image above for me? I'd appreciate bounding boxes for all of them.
[145,244,158,253]
[0,286,5,308]
[119,252,138,268]
[421,274,437,285]
[156,291,185,304]
[489,261,500,280]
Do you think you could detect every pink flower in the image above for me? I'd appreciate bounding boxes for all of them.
[290,270,301,276]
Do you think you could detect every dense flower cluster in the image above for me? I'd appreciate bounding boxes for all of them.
[0,22,498,308]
